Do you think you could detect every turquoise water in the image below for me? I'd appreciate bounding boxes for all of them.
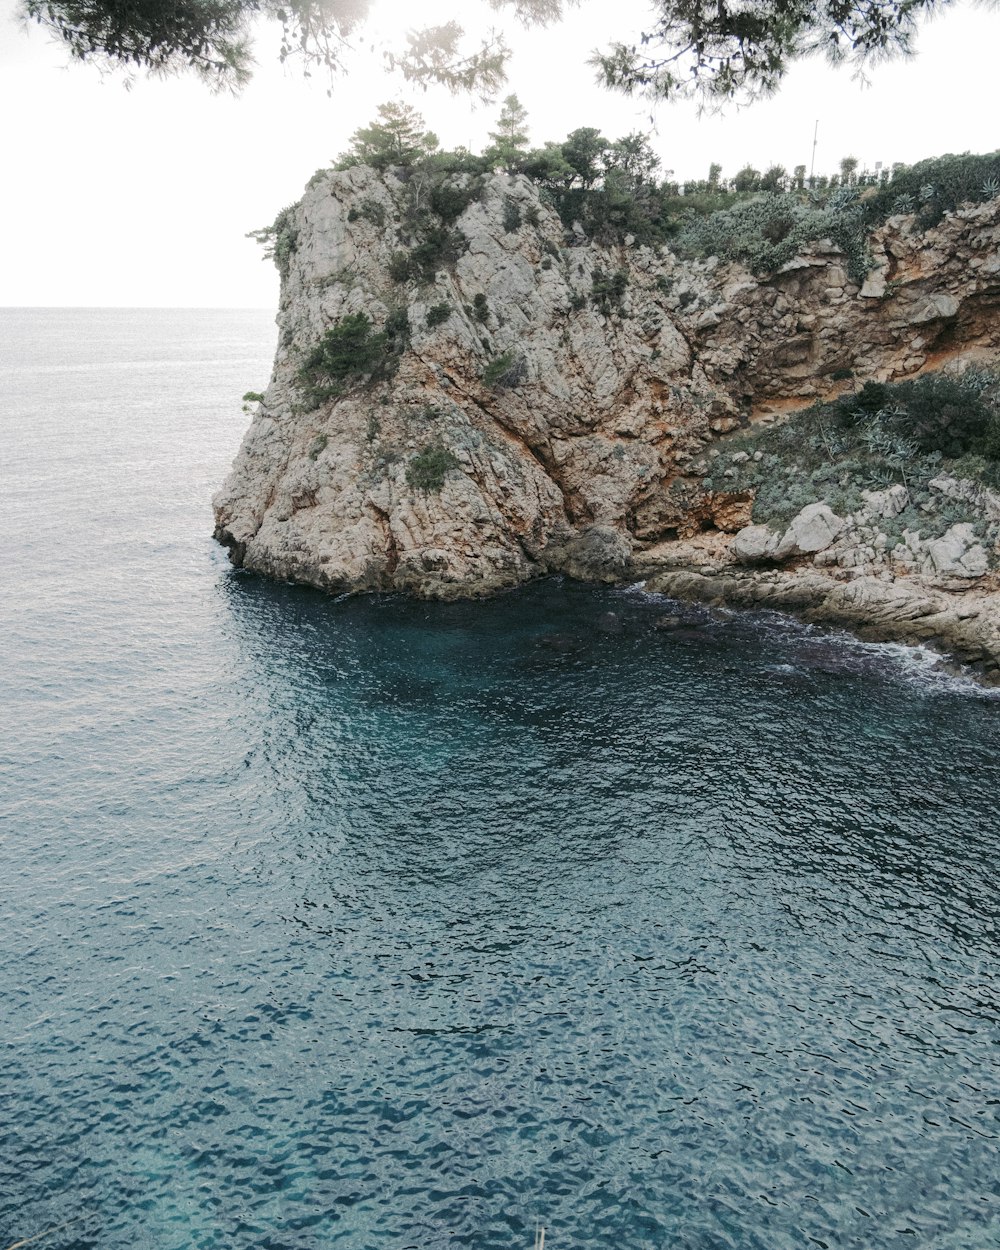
[2,309,999,1250]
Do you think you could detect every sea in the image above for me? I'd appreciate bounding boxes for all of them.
[2,307,999,1250]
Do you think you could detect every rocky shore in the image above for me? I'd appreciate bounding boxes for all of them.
[635,536,1000,683]
[216,162,1000,676]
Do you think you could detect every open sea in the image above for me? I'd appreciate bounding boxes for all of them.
[2,307,1000,1250]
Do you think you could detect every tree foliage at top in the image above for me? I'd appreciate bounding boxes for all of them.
[20,0,509,91]
[484,93,531,171]
[592,0,963,103]
[255,97,1000,279]
[337,102,440,170]
[19,0,983,101]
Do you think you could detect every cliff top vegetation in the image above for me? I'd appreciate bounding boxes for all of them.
[252,97,1000,284]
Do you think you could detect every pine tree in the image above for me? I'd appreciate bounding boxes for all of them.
[486,94,530,172]
[340,103,439,171]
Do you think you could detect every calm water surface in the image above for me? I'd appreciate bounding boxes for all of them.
[2,309,999,1250]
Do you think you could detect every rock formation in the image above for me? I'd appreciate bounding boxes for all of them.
[214,165,1000,672]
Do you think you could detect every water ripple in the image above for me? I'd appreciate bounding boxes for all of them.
[3,312,1000,1250]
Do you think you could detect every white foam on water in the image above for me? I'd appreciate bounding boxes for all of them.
[619,584,1000,698]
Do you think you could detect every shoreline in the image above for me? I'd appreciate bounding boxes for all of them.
[636,553,1000,685]
[222,537,1000,686]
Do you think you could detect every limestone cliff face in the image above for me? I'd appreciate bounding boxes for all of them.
[214,166,1000,598]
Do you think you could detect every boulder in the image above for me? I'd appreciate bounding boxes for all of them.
[923,523,989,579]
[731,524,782,564]
[545,525,632,583]
[861,484,909,519]
[775,503,846,559]
[595,611,625,635]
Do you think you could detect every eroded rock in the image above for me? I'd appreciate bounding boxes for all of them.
[215,169,1000,601]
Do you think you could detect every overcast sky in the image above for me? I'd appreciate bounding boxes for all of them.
[1,0,997,307]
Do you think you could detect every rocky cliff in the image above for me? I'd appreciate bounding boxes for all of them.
[215,165,1000,669]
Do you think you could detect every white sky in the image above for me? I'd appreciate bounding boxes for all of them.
[1,0,997,307]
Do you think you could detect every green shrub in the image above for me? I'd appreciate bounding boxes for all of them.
[889,374,997,458]
[833,373,1000,458]
[298,310,409,407]
[348,197,386,228]
[242,390,264,403]
[862,151,1000,232]
[473,293,489,323]
[712,365,1000,528]
[409,225,461,281]
[590,267,629,314]
[389,224,462,285]
[406,442,460,493]
[430,180,480,223]
[308,433,328,460]
[503,199,522,232]
[246,204,299,280]
[483,351,527,390]
[389,251,415,283]
[426,302,451,328]
[836,381,893,424]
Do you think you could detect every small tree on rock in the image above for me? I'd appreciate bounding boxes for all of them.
[485,93,531,171]
[339,102,439,170]
[562,127,610,188]
[732,164,762,193]
[606,132,660,189]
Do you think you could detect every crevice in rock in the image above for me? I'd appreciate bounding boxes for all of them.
[367,501,399,576]
[430,359,575,523]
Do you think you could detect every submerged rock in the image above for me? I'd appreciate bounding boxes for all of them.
[595,611,625,635]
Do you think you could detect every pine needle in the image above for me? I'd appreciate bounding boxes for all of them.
[3,1214,86,1250]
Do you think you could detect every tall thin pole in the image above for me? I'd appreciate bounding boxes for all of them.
[810,119,819,180]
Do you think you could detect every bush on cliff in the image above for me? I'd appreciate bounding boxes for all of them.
[298,311,409,408]
[406,443,460,493]
[483,351,527,390]
[835,372,1000,459]
[246,204,299,280]
[858,152,1000,230]
[425,302,452,328]
[672,152,1000,279]
[710,366,1000,533]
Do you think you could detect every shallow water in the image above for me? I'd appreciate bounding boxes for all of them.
[2,310,999,1250]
